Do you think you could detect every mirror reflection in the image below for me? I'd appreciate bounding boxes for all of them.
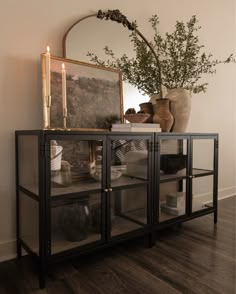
[63,14,149,112]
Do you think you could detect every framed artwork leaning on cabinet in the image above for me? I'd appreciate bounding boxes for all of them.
[41,55,124,130]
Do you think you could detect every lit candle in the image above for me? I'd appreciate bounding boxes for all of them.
[45,46,51,98]
[61,63,67,112]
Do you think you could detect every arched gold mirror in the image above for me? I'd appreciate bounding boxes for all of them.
[62,11,149,112]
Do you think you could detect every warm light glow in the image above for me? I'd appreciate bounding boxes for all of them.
[61,63,67,112]
[45,45,51,99]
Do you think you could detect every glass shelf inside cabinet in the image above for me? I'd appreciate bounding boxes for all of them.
[110,175,147,189]
[160,169,187,182]
[50,139,104,197]
[110,138,149,188]
[192,168,213,176]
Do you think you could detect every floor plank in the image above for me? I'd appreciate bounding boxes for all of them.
[0,196,235,293]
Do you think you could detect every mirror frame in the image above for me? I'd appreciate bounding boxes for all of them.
[62,13,97,58]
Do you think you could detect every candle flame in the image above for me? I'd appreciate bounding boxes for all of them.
[46,46,50,53]
[62,63,65,70]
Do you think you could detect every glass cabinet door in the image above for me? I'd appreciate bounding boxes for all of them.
[48,137,105,253]
[158,138,188,222]
[107,137,151,238]
[49,138,104,197]
[191,138,215,212]
[51,193,103,254]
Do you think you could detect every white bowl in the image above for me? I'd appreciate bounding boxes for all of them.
[90,166,122,182]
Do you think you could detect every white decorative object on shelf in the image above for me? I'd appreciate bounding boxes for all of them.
[166,192,185,208]
[89,162,122,182]
[50,141,63,171]
[160,203,185,216]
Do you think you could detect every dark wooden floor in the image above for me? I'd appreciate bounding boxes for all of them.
[0,196,235,294]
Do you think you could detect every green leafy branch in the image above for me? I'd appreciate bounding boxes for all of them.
[88,10,235,95]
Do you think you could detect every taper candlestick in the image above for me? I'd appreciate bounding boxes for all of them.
[45,95,51,129]
[63,108,68,129]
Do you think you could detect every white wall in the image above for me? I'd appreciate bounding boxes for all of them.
[0,0,235,261]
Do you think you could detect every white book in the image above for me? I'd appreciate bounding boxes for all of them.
[112,123,160,128]
[112,123,131,128]
[111,127,162,132]
[167,192,185,198]
[111,127,130,132]
[161,203,185,216]
[166,192,185,208]
[129,127,162,132]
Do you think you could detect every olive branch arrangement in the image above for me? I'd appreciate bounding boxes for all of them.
[88,9,235,98]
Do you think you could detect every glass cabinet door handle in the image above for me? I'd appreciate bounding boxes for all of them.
[104,188,113,192]
[189,175,195,178]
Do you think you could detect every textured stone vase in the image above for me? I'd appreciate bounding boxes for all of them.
[152,98,174,132]
[165,88,192,132]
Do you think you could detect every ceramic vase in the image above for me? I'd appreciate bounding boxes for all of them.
[165,88,192,132]
[152,98,174,132]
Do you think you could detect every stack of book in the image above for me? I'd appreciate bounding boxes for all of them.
[161,192,186,216]
[111,123,162,132]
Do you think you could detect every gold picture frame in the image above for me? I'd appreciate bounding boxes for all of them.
[41,55,123,130]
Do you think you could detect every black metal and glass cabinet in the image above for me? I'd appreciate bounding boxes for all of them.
[15,130,218,288]
[15,130,154,288]
[154,133,218,229]
[16,131,107,288]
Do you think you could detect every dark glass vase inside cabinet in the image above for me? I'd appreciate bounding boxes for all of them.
[107,136,153,240]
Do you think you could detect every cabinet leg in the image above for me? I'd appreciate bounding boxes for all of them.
[39,272,46,289]
[214,211,218,224]
[39,265,46,289]
[145,233,155,248]
[39,258,47,289]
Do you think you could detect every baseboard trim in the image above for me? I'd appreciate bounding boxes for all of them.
[0,240,17,262]
[218,186,236,200]
[0,186,235,263]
